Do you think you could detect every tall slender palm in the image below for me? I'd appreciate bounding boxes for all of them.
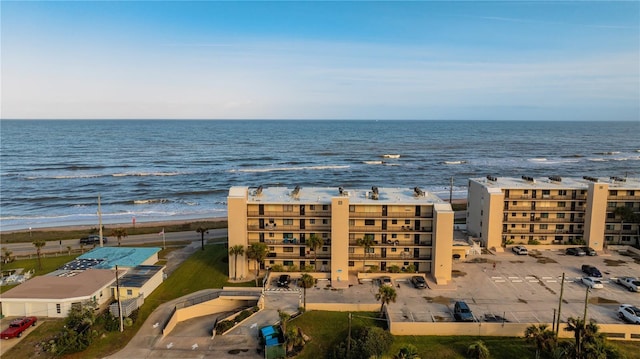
[229,245,245,280]
[246,242,269,286]
[299,273,315,310]
[196,226,208,250]
[525,324,556,359]
[357,234,375,270]
[466,340,490,359]
[306,234,323,271]
[278,309,291,336]
[375,285,397,316]
[32,240,46,270]
[110,228,128,247]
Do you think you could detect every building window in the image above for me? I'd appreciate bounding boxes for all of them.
[283,205,293,212]
[323,205,329,211]
[629,190,635,196]
[349,233,355,239]
[391,234,397,238]
[269,232,274,238]
[269,247,275,251]
[349,219,355,226]
[405,220,411,225]
[512,201,518,205]
[269,260,275,265]
[610,190,618,196]
[310,219,315,224]
[322,247,328,251]
[322,233,328,238]
[541,213,549,218]
[523,190,528,194]
[522,213,527,217]
[511,212,516,217]
[349,247,355,253]
[348,261,354,267]
[322,219,329,224]
[127,289,133,296]
[542,190,550,196]
[56,304,61,314]
[557,202,566,207]
[606,224,615,230]
[284,261,293,266]
[310,205,315,210]
[365,219,375,226]
[349,205,355,212]
[391,247,397,252]
[365,247,374,254]
[559,190,567,196]
[557,213,565,219]
[283,219,293,225]
[556,224,565,230]
[283,247,293,252]
[392,219,397,224]
[511,224,516,228]
[404,234,410,238]
[623,224,632,230]
[540,224,548,229]
[607,202,616,208]
[607,213,615,219]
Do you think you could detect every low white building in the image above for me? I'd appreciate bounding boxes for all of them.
[1,269,118,318]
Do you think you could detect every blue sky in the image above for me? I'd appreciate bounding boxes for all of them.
[2,1,638,120]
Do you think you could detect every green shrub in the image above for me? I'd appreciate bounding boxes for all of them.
[235,309,253,323]
[271,264,284,272]
[388,265,401,273]
[287,264,299,272]
[215,320,234,334]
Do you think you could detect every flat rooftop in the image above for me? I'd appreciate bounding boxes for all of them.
[77,247,160,269]
[118,265,164,287]
[231,186,447,205]
[2,269,116,299]
[470,176,640,190]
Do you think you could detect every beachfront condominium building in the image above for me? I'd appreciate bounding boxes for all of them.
[467,176,640,252]
[228,186,454,287]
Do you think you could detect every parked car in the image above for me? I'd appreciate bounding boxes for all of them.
[580,246,597,256]
[1,317,37,339]
[380,276,392,287]
[453,301,474,322]
[581,265,602,278]
[581,277,604,289]
[80,235,108,245]
[512,246,528,255]
[411,276,427,289]
[277,274,290,287]
[617,277,640,292]
[617,304,640,324]
[566,247,586,256]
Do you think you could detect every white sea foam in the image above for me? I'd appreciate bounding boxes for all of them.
[229,165,350,173]
[113,172,183,177]
[363,161,384,165]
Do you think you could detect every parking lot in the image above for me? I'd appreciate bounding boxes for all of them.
[387,249,640,326]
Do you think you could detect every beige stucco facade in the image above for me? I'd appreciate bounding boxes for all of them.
[228,186,454,285]
[467,176,640,251]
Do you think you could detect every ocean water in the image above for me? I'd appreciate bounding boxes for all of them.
[1,120,638,231]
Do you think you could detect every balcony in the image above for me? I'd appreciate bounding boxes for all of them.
[247,210,331,217]
[349,226,432,232]
[349,211,433,218]
[267,253,331,259]
[247,224,331,231]
[349,253,432,260]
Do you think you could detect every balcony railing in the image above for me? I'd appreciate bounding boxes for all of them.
[506,229,584,235]
[349,226,432,232]
[349,253,432,260]
[247,225,331,231]
[348,240,432,247]
[349,212,433,218]
[247,210,331,217]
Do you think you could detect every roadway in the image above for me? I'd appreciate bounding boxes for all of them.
[0,228,229,257]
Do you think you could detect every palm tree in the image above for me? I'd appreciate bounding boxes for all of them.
[357,234,375,270]
[306,234,323,271]
[299,273,315,310]
[196,226,208,250]
[32,240,46,270]
[2,248,13,264]
[564,317,587,358]
[110,228,128,247]
[246,242,269,286]
[394,344,420,359]
[525,324,556,359]
[564,317,606,359]
[229,245,245,280]
[614,206,638,244]
[375,285,397,316]
[278,309,291,335]
[285,326,305,355]
[467,340,490,359]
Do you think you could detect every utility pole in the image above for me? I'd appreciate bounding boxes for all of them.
[347,312,352,359]
[98,194,104,247]
[115,265,124,332]
[583,287,590,322]
[555,272,565,338]
[449,177,453,203]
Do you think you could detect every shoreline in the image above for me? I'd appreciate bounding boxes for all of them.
[1,198,467,234]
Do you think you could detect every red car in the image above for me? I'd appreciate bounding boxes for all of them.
[1,317,37,339]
